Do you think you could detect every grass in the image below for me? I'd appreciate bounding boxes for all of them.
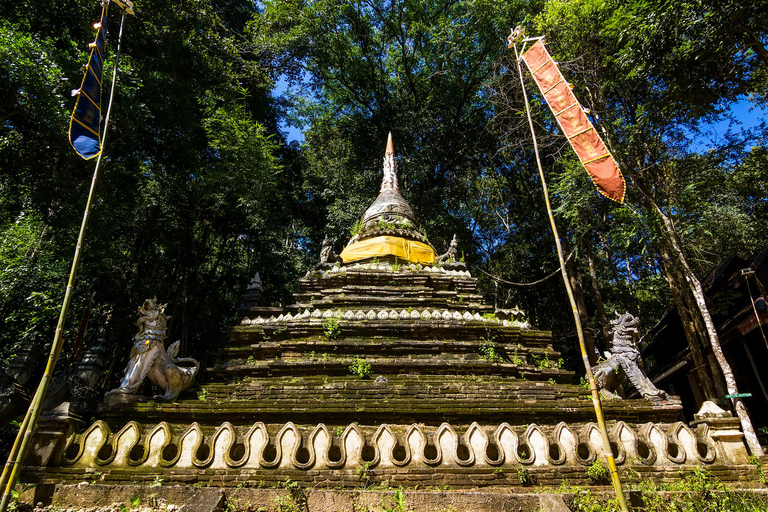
[569,467,768,512]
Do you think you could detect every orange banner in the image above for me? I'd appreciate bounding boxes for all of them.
[522,40,625,203]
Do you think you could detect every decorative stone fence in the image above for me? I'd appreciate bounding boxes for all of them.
[38,404,750,488]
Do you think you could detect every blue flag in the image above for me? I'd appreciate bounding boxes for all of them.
[69,1,109,159]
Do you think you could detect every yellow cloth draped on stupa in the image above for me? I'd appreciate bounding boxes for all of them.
[339,235,436,265]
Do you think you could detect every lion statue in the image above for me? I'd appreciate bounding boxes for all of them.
[106,298,199,401]
[591,311,669,401]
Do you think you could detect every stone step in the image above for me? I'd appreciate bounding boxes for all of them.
[217,338,560,362]
[204,357,572,381]
[97,392,682,428]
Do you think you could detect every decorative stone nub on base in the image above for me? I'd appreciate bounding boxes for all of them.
[239,272,264,308]
[691,400,749,464]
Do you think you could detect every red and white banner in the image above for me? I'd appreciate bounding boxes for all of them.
[522,40,625,203]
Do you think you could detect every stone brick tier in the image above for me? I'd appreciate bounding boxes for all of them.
[287,266,490,315]
[97,374,682,426]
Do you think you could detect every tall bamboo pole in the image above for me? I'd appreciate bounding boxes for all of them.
[508,30,630,512]
[0,10,129,511]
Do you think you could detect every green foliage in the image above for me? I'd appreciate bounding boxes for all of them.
[479,339,504,363]
[350,220,364,237]
[358,460,373,488]
[377,219,397,232]
[569,467,768,512]
[529,352,553,369]
[0,0,311,369]
[586,458,608,483]
[349,358,372,379]
[382,489,407,512]
[322,318,341,340]
[749,454,766,485]
[516,466,529,485]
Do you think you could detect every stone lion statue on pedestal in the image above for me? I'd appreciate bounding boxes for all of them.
[591,311,669,401]
[106,298,199,401]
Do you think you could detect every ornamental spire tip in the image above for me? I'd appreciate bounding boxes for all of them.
[381,132,398,192]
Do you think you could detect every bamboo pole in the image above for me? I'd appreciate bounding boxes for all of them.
[508,30,630,512]
[0,10,129,511]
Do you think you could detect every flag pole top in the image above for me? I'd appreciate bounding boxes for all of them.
[507,26,524,48]
[111,0,135,15]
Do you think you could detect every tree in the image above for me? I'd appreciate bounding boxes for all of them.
[515,0,768,453]
[0,0,303,371]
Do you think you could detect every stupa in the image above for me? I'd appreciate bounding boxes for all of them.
[20,135,756,511]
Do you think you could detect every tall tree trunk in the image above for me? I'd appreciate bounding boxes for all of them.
[566,255,598,365]
[657,242,717,400]
[585,241,611,344]
[648,196,763,455]
[599,232,633,307]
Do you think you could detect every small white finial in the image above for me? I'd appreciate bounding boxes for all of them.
[381,132,399,192]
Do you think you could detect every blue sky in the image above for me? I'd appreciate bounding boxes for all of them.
[691,97,767,152]
[276,86,766,151]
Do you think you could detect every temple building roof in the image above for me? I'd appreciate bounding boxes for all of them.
[339,133,437,265]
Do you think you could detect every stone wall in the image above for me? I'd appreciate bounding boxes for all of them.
[29,407,753,488]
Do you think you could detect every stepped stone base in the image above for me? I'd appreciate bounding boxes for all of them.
[21,262,755,498]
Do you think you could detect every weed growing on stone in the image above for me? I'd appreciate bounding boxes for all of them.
[750,454,766,485]
[377,219,397,232]
[323,318,341,340]
[381,488,408,512]
[516,466,529,485]
[7,484,36,512]
[586,459,608,483]
[530,352,553,369]
[358,461,373,488]
[479,339,504,363]
[570,467,768,512]
[511,346,524,366]
[349,358,372,379]
[350,220,363,236]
